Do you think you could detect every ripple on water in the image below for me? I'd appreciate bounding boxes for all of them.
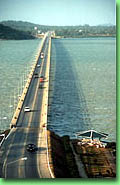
[48,38,116,141]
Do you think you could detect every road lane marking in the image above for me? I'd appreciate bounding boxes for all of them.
[27,59,44,127]
[28,38,49,128]
[37,38,54,178]
[2,36,48,179]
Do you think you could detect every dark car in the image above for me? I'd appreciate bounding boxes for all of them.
[34,73,39,78]
[26,143,38,153]
[40,75,44,79]
[39,84,43,89]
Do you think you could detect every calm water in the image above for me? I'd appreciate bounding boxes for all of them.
[0,38,116,141]
[48,38,116,141]
[0,39,41,131]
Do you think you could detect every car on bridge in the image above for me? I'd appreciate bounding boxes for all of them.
[26,143,38,153]
[24,106,31,112]
[37,64,41,67]
[34,73,39,78]
[39,84,43,89]
[40,75,44,82]
[40,52,44,59]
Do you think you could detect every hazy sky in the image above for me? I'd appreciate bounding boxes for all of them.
[0,0,116,26]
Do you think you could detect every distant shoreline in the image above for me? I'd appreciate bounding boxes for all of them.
[0,35,116,41]
[0,20,116,40]
[53,35,116,39]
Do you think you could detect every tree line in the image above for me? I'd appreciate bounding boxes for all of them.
[0,21,116,39]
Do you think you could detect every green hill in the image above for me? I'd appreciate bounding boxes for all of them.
[1,20,116,38]
[1,20,50,34]
[0,23,35,40]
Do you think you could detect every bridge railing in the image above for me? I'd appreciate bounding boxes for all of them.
[10,33,48,129]
[37,37,55,178]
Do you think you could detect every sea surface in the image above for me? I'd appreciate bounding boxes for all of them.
[48,38,116,141]
[0,38,116,141]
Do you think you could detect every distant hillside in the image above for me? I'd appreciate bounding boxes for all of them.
[1,20,116,38]
[1,20,51,34]
[0,23,35,40]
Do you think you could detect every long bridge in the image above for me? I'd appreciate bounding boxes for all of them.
[0,32,116,179]
[0,32,54,178]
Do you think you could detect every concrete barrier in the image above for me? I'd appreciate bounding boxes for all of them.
[10,33,48,128]
[38,37,55,178]
[45,38,55,178]
[41,38,51,126]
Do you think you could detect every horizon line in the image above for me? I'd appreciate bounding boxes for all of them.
[0,19,116,27]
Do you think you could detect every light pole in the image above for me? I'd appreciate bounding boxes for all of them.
[4,157,27,178]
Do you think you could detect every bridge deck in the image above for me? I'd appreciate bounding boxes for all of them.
[0,33,53,178]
